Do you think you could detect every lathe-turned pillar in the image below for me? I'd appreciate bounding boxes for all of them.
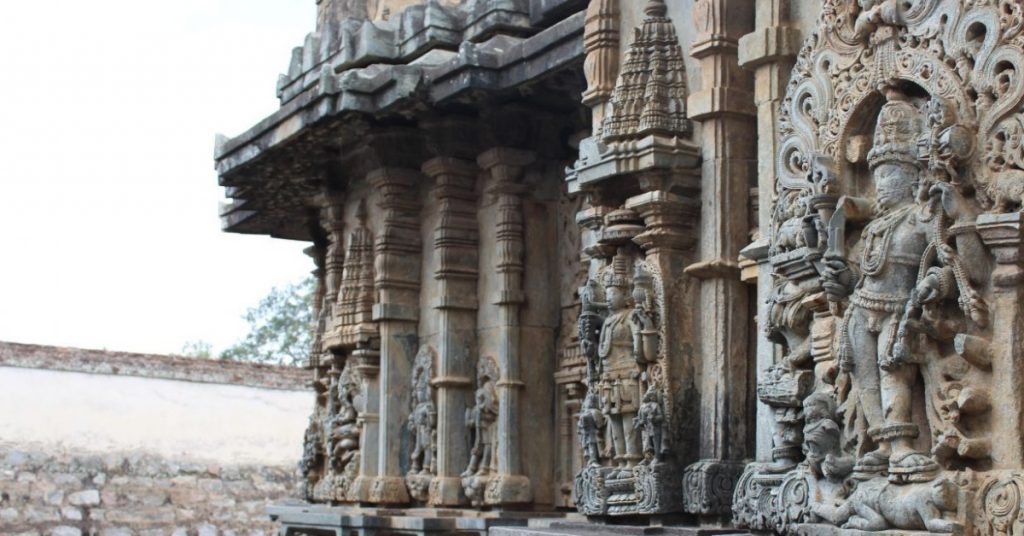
[421,156,480,505]
[368,167,423,505]
[460,147,536,506]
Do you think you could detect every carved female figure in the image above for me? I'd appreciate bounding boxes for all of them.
[463,357,498,477]
[578,391,606,467]
[408,384,436,475]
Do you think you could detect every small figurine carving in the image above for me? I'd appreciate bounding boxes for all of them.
[634,385,664,464]
[408,346,436,476]
[328,368,360,474]
[578,391,605,467]
[299,413,325,500]
[463,356,499,477]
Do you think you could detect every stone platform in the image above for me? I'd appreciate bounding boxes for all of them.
[268,504,565,536]
[491,521,748,536]
[268,505,754,536]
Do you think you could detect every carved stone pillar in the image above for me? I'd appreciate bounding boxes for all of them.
[683,0,756,518]
[422,156,479,506]
[977,213,1024,469]
[464,147,535,506]
[368,167,423,505]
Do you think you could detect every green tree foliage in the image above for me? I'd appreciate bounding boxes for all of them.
[179,339,213,359]
[218,277,315,366]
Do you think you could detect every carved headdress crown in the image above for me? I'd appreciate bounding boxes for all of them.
[602,255,630,289]
[867,89,924,171]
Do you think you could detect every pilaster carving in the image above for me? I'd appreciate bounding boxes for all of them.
[735,1,1024,532]
[568,1,701,519]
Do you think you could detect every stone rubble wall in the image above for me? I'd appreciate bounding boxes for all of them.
[0,342,311,536]
[0,445,296,536]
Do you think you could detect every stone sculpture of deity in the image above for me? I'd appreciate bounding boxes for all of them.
[328,367,361,475]
[463,357,499,477]
[593,258,660,472]
[408,346,436,476]
[634,385,664,464]
[578,391,605,467]
[822,88,981,483]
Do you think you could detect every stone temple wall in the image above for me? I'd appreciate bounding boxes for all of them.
[0,342,309,536]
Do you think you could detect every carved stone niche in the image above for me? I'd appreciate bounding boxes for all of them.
[568,0,702,519]
[735,1,1024,533]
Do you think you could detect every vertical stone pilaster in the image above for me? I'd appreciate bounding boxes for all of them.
[368,168,423,505]
[977,213,1024,469]
[737,0,800,463]
[478,147,535,505]
[320,194,347,319]
[305,243,327,370]
[315,194,346,363]
[422,157,479,506]
[582,0,620,134]
[351,346,381,502]
[683,0,756,518]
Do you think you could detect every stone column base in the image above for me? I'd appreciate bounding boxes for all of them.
[370,475,411,504]
[428,475,466,506]
[681,459,745,516]
[573,462,682,516]
[461,473,532,506]
[351,475,375,502]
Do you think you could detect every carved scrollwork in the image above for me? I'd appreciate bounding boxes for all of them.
[978,473,1024,535]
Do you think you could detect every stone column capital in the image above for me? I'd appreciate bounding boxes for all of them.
[625,191,699,252]
[978,213,1024,287]
[477,147,536,180]
[421,157,478,182]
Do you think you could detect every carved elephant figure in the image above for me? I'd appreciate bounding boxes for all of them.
[811,477,960,533]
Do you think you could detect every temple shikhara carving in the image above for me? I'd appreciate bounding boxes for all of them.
[215,0,1024,534]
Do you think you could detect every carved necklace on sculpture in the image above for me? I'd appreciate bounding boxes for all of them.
[860,204,916,276]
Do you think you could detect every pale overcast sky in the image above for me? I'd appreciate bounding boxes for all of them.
[0,1,317,355]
